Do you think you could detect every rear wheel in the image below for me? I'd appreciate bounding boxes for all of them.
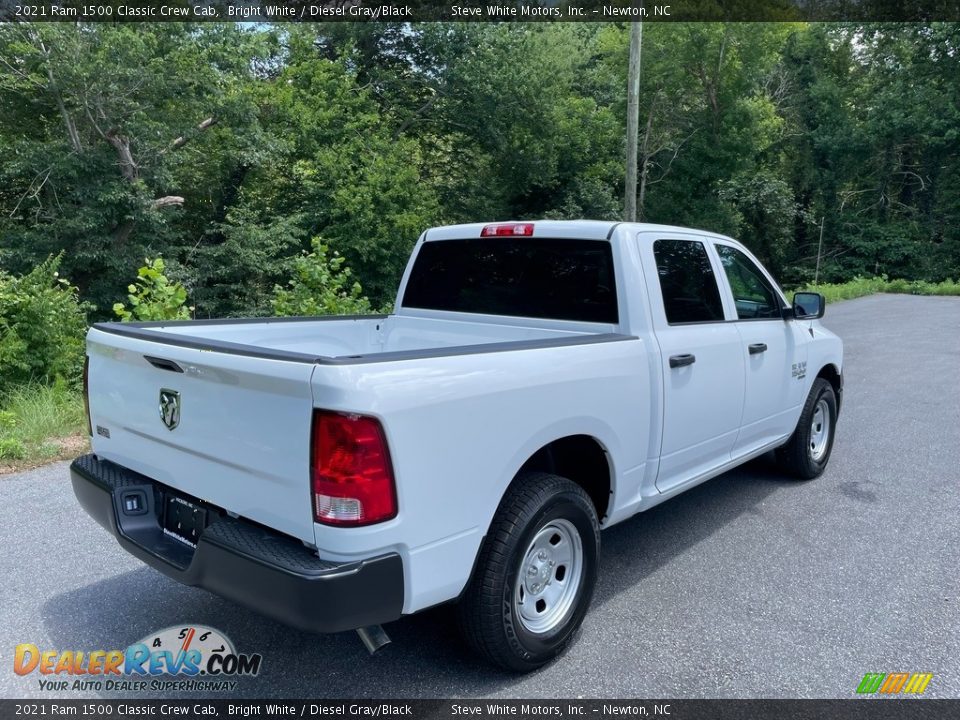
[458,472,599,672]
[777,378,838,479]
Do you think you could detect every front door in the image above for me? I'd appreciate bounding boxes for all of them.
[713,242,807,456]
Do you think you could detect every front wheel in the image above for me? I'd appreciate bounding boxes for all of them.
[777,377,838,479]
[458,472,600,672]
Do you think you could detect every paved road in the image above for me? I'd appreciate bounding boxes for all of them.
[2,294,958,699]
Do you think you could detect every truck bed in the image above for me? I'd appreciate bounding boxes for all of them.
[84,312,638,549]
[92,313,624,364]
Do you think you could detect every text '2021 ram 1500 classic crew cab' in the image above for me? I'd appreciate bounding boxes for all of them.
[72,220,843,671]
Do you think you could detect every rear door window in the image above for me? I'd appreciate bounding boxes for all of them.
[652,239,725,324]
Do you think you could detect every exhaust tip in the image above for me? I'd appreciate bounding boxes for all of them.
[356,625,391,655]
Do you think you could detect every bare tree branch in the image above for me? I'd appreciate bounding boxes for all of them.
[32,33,82,152]
[168,116,218,152]
[648,130,698,186]
[151,196,185,210]
[394,92,440,138]
[8,166,54,218]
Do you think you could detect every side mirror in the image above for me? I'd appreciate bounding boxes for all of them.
[792,292,825,320]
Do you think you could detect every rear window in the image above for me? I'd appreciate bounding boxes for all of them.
[401,238,618,324]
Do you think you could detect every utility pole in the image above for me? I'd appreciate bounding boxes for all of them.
[624,19,643,221]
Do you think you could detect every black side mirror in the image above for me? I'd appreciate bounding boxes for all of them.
[792,292,825,319]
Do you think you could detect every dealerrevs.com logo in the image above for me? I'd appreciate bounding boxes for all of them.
[13,625,262,693]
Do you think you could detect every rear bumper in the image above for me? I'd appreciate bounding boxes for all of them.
[70,454,403,634]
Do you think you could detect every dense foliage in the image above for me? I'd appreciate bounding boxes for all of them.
[0,255,88,394]
[114,258,192,322]
[272,238,375,317]
[0,21,958,320]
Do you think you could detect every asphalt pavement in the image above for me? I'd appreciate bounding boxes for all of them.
[1,293,958,699]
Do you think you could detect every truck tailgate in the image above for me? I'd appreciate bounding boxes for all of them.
[85,327,317,544]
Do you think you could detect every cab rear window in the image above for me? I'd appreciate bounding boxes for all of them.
[402,238,618,324]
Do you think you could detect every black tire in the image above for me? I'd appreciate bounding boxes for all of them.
[776,378,838,479]
[457,472,600,672]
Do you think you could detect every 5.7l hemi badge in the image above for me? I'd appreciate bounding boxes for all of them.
[792,361,807,379]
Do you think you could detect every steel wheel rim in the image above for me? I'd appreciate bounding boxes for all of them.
[810,398,831,462]
[514,518,583,635]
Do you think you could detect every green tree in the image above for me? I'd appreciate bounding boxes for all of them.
[1,19,957,326]
[0,255,88,393]
[779,24,960,282]
[271,238,375,317]
[0,23,272,314]
[185,30,440,309]
[113,258,191,322]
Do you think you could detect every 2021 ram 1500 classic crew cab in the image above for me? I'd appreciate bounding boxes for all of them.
[72,220,842,671]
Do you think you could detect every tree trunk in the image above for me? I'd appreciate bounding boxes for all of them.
[113,219,134,246]
[50,79,82,152]
[105,117,214,243]
[36,37,81,152]
[105,129,138,181]
[638,157,650,220]
[637,93,657,220]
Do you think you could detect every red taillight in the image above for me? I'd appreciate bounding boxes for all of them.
[82,355,92,437]
[311,410,397,527]
[480,223,534,237]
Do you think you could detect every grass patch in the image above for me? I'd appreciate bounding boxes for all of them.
[0,382,88,473]
[792,276,960,304]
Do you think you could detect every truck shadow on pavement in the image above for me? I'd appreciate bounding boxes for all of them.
[42,454,793,698]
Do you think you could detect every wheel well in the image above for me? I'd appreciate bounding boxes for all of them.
[518,435,612,521]
[817,363,843,412]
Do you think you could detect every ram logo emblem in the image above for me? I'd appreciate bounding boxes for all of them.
[159,389,181,431]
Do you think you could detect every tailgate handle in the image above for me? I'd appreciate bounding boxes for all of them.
[144,356,184,373]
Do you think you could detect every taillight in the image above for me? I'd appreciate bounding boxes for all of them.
[480,223,534,237]
[82,355,92,437]
[311,410,397,527]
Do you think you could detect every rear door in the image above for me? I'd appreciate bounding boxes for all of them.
[638,233,745,492]
[86,328,318,543]
[713,242,808,456]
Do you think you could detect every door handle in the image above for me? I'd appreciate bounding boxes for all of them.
[748,343,768,355]
[669,353,696,368]
[144,356,185,373]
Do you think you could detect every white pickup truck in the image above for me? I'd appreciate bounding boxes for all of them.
[72,220,843,671]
